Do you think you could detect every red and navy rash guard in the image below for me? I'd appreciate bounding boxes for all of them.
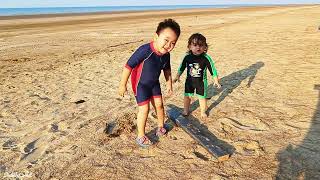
[125,42,171,105]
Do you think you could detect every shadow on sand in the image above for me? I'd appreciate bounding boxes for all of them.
[276,85,320,179]
[189,61,265,114]
[148,62,265,157]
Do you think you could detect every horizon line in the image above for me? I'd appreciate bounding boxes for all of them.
[0,3,319,9]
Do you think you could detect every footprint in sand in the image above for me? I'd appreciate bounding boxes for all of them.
[0,165,6,173]
[2,139,18,150]
[21,139,38,160]
[218,117,269,132]
[19,136,52,166]
[50,124,59,132]
[193,151,209,161]
[234,140,265,156]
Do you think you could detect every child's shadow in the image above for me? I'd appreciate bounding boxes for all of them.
[190,61,265,114]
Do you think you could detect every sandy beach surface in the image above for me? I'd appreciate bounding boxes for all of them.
[1,5,320,179]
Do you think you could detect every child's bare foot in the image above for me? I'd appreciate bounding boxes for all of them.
[201,112,208,119]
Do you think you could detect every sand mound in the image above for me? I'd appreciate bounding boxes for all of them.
[104,112,136,137]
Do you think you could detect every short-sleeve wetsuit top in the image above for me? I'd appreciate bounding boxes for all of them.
[125,42,171,106]
[177,52,218,98]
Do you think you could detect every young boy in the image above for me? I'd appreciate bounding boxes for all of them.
[118,19,180,148]
[174,33,221,118]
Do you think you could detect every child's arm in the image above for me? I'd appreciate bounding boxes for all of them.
[212,76,221,89]
[163,54,173,96]
[173,73,181,83]
[173,55,188,83]
[205,54,221,88]
[118,45,147,97]
[118,67,131,97]
[163,69,173,96]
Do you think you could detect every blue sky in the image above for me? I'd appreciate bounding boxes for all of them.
[0,0,319,8]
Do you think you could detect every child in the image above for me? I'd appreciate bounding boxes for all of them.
[173,33,221,118]
[118,19,180,148]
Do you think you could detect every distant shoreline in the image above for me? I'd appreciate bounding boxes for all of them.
[0,4,314,20]
[0,4,317,32]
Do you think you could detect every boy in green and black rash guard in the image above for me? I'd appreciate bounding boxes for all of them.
[174,33,221,118]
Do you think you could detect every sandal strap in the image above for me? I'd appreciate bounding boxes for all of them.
[159,127,166,133]
[156,127,167,136]
[138,136,150,144]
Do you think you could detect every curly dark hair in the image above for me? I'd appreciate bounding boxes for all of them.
[156,18,181,38]
[187,33,208,48]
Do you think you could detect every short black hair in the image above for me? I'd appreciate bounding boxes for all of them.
[188,33,208,48]
[156,18,181,38]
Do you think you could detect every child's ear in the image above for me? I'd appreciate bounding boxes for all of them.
[153,33,159,41]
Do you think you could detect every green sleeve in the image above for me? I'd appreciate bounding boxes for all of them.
[177,53,189,75]
[204,53,218,78]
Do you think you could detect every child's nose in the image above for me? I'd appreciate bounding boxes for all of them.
[164,42,171,49]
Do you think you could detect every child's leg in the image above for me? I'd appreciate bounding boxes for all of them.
[199,98,207,118]
[137,103,150,138]
[150,100,157,118]
[183,96,191,115]
[150,97,165,128]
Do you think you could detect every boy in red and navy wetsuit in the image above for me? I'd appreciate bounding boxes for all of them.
[118,19,180,148]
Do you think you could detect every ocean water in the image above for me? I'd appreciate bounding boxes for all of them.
[0,5,264,16]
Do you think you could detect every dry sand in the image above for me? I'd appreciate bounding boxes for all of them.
[0,5,320,179]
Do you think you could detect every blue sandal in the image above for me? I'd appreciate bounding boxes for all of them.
[136,135,153,148]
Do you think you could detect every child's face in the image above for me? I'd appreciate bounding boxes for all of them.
[154,27,178,54]
[189,41,206,56]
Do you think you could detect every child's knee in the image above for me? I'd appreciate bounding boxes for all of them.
[154,103,164,110]
[138,104,149,113]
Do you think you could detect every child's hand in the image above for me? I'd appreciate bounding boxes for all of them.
[214,82,221,89]
[166,87,173,96]
[213,77,221,89]
[118,85,127,97]
[173,77,180,83]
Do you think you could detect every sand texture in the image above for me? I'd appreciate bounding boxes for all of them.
[1,5,320,179]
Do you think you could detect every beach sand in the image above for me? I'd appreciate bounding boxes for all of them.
[1,5,320,179]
